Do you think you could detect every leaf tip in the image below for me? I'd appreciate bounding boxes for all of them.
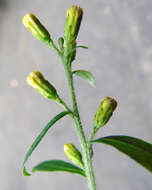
[91,80,96,87]
[23,167,31,176]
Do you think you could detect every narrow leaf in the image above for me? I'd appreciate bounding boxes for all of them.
[32,160,86,177]
[73,70,95,87]
[22,111,70,176]
[92,135,152,173]
[76,45,88,49]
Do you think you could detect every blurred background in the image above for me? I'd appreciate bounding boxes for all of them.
[1,0,152,189]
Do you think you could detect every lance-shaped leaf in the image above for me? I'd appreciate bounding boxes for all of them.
[32,160,86,177]
[76,45,88,49]
[22,111,70,176]
[92,135,152,173]
[73,70,95,87]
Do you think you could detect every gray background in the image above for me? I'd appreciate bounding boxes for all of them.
[1,0,152,189]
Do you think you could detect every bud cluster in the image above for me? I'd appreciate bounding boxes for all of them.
[22,5,120,184]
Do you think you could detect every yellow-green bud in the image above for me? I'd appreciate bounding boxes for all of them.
[94,97,117,130]
[22,13,50,43]
[27,71,58,100]
[68,40,77,63]
[64,5,83,43]
[64,143,84,168]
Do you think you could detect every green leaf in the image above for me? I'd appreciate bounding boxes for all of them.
[32,160,86,177]
[69,45,88,55]
[73,70,95,87]
[92,135,152,173]
[22,111,70,176]
[76,45,88,49]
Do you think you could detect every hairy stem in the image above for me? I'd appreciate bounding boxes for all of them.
[47,39,62,57]
[64,62,97,190]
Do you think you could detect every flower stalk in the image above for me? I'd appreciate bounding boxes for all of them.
[62,6,97,189]
[23,5,97,190]
[63,62,97,190]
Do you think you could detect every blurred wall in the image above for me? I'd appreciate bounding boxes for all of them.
[0,0,152,189]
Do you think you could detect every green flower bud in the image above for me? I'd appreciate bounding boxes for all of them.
[94,97,117,130]
[58,37,64,51]
[22,13,50,43]
[64,5,83,43]
[27,71,58,100]
[64,143,84,168]
[69,40,77,63]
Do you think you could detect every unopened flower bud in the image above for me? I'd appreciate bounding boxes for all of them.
[22,13,51,43]
[69,40,77,63]
[27,71,58,100]
[64,5,83,43]
[94,97,117,130]
[64,143,84,168]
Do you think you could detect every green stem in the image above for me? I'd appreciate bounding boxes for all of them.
[64,63,97,190]
[47,39,62,57]
[57,96,72,113]
[88,128,96,157]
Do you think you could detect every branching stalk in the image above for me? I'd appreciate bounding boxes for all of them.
[48,40,62,57]
[22,6,152,190]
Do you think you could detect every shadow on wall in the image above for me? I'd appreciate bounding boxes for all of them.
[0,0,8,25]
[0,0,7,8]
[0,0,8,41]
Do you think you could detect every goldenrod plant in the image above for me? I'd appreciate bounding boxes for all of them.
[22,5,152,190]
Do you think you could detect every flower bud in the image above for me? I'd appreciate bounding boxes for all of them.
[22,13,51,43]
[27,71,58,100]
[64,5,83,43]
[69,40,77,63]
[64,143,84,168]
[94,97,117,130]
